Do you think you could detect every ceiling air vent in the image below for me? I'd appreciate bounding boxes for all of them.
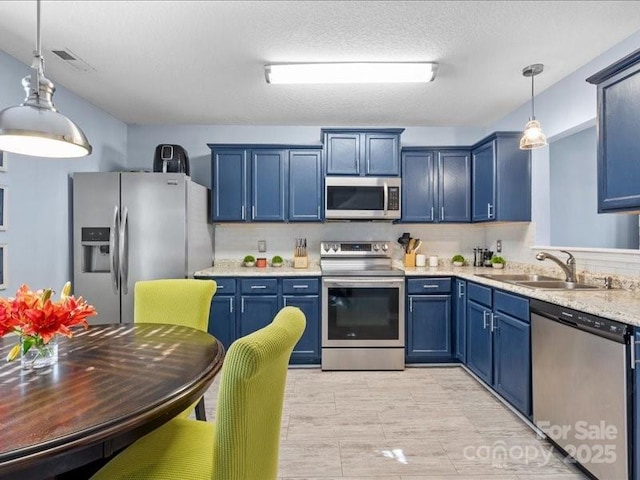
[50,48,96,72]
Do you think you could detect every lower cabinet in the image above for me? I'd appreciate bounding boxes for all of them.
[454,279,467,362]
[406,277,452,362]
[197,276,320,364]
[466,282,531,417]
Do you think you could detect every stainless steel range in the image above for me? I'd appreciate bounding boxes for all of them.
[321,240,405,371]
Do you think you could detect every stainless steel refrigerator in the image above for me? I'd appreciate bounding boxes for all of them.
[72,172,214,324]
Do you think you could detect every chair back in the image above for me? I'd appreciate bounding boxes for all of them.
[213,306,305,480]
[134,279,216,331]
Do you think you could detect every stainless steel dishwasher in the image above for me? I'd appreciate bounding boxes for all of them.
[531,299,632,480]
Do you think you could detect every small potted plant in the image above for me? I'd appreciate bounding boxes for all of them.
[243,255,255,267]
[490,255,506,269]
[271,255,284,267]
[451,254,465,267]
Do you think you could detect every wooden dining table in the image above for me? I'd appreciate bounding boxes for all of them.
[0,323,225,480]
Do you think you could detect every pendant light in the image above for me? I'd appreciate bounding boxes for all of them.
[519,63,547,150]
[0,0,92,158]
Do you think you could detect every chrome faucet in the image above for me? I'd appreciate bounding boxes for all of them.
[535,250,577,283]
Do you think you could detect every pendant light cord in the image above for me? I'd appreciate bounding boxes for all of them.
[530,73,535,119]
[32,0,42,96]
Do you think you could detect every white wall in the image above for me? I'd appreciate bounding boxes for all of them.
[0,50,127,294]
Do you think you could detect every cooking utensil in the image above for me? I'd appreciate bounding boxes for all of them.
[413,239,422,253]
[407,238,416,254]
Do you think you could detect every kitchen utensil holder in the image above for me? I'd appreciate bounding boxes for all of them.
[293,254,308,269]
[404,252,416,268]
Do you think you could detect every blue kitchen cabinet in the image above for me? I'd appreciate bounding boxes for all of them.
[406,278,452,362]
[400,148,470,223]
[466,298,493,383]
[587,49,640,213]
[289,149,323,221]
[239,278,279,336]
[438,150,471,222]
[466,282,531,417]
[454,279,466,363]
[322,128,404,176]
[251,149,286,221]
[401,150,436,222]
[211,148,248,221]
[283,294,320,364]
[194,277,237,350]
[471,133,531,222]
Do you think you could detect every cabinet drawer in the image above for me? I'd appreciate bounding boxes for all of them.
[282,278,319,295]
[211,278,236,294]
[240,278,278,294]
[407,278,451,294]
[494,290,529,322]
[467,282,492,307]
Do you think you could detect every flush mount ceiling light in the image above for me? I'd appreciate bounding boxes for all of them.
[0,0,92,158]
[519,63,547,150]
[264,62,438,84]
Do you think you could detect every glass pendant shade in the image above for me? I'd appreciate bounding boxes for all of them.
[519,118,548,150]
[0,0,92,158]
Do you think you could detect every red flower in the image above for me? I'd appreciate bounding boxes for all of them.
[2,283,97,345]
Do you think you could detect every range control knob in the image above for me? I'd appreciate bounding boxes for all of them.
[322,243,330,252]
[372,243,380,251]
[381,243,389,252]
[332,243,340,252]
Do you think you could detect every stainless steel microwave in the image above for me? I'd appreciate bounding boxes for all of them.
[325,177,401,220]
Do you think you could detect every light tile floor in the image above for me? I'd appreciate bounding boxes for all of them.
[202,366,588,479]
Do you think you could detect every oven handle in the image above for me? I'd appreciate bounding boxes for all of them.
[383,181,389,213]
[323,277,405,288]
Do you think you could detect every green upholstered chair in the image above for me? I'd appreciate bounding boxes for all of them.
[134,278,217,420]
[91,306,306,480]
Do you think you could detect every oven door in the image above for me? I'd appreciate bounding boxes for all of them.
[322,277,405,347]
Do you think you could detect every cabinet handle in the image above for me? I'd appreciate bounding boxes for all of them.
[422,284,438,289]
[487,203,494,219]
[317,205,321,218]
[217,285,224,289]
[441,206,445,221]
[482,311,488,329]
[631,341,636,370]
[458,282,464,298]
[229,297,234,313]
[409,297,413,313]
[283,297,288,307]
[241,205,245,220]
[293,285,309,289]
[490,313,495,333]
[241,298,244,313]
[430,206,434,221]
[250,285,267,289]
[252,205,255,219]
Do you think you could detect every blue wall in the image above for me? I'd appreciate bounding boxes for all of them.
[550,126,638,248]
[0,50,127,295]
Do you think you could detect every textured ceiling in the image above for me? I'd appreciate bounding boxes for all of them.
[0,1,639,126]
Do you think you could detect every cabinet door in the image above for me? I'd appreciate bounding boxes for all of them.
[326,133,360,175]
[598,66,640,212]
[208,295,236,350]
[251,149,286,221]
[493,313,531,417]
[365,133,400,176]
[438,150,471,222]
[466,300,493,383]
[454,280,467,363]
[212,149,247,221]
[471,141,496,222]
[634,328,640,480]
[239,295,279,337]
[406,295,452,361]
[289,150,322,221]
[401,151,436,222]
[283,295,320,364]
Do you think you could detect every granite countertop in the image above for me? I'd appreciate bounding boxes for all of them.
[194,260,640,327]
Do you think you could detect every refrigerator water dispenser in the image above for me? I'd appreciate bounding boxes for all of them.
[81,227,111,273]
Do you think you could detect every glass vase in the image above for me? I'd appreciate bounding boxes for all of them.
[21,336,58,370]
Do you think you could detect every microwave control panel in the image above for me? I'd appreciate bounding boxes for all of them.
[388,187,400,211]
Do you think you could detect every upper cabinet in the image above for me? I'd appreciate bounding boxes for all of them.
[471,132,531,222]
[587,48,640,213]
[322,128,404,176]
[209,144,323,223]
[401,148,470,222]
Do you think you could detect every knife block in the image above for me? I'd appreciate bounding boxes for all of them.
[293,254,308,269]
[404,252,416,267]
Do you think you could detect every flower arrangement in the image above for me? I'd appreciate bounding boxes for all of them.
[1,282,97,363]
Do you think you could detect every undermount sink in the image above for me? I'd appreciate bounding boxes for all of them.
[474,273,559,282]
[474,273,601,290]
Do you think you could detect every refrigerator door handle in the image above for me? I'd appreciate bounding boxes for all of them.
[110,205,120,294]
[119,206,129,295]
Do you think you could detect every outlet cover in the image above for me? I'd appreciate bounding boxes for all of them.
[496,240,502,253]
[258,240,267,252]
